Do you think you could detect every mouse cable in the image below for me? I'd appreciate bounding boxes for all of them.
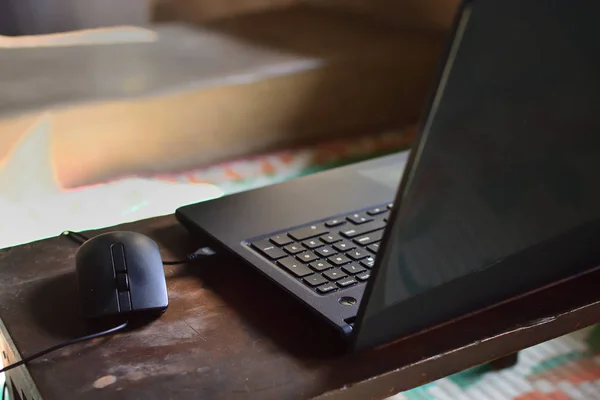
[162,246,216,264]
[0,321,128,374]
[61,230,89,245]
[61,231,216,265]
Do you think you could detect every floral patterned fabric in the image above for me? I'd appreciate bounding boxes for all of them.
[154,129,415,194]
[394,325,600,400]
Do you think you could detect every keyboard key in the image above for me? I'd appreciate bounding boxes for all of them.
[357,272,371,281]
[367,207,387,216]
[284,243,305,255]
[315,246,336,257]
[367,243,380,253]
[337,277,357,288]
[354,229,384,246]
[297,251,320,263]
[317,283,338,294]
[325,218,346,227]
[342,263,366,275]
[347,248,369,260]
[270,234,293,246]
[289,224,328,241]
[310,260,332,272]
[361,257,376,268]
[328,254,351,266]
[347,212,373,225]
[340,220,386,238]
[323,268,346,281]
[320,233,342,244]
[304,274,328,287]
[333,240,355,252]
[302,238,323,249]
[251,239,287,260]
[278,257,313,277]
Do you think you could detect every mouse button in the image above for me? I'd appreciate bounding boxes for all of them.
[111,243,127,273]
[124,249,168,310]
[116,273,129,292]
[76,253,116,289]
[125,247,163,282]
[76,263,119,317]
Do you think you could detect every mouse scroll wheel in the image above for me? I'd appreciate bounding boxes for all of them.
[110,243,127,273]
[116,273,129,292]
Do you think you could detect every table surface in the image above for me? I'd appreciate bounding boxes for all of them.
[1,215,600,400]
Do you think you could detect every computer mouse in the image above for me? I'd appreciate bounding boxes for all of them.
[75,231,168,320]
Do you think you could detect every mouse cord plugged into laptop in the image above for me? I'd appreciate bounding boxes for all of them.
[0,321,128,374]
[61,231,216,265]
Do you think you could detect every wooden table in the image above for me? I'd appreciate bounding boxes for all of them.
[1,215,599,400]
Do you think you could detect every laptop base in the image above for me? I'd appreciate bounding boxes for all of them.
[176,153,409,336]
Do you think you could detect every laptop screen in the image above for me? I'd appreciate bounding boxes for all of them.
[355,0,600,349]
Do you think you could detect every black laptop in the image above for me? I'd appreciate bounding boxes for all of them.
[177,0,600,351]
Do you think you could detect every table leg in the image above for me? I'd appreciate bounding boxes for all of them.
[489,352,519,370]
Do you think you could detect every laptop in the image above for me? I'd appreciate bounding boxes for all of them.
[177,0,600,351]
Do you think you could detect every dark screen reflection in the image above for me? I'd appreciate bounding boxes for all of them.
[357,0,600,347]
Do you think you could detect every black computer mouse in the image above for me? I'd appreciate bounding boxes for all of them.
[75,231,168,320]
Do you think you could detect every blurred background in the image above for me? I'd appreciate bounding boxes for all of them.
[0,0,459,35]
[0,0,150,35]
[0,0,454,248]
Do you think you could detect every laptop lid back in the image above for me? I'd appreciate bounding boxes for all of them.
[353,0,600,350]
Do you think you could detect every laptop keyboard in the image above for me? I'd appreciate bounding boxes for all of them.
[248,203,392,295]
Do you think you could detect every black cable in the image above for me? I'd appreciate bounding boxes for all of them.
[1,381,6,400]
[162,260,189,265]
[0,321,128,374]
[61,230,89,245]
[61,231,215,265]
[162,247,217,264]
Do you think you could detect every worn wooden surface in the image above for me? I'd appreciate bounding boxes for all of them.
[1,215,600,399]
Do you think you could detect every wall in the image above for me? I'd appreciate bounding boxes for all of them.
[153,0,301,23]
[317,0,461,31]
[153,0,461,30]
